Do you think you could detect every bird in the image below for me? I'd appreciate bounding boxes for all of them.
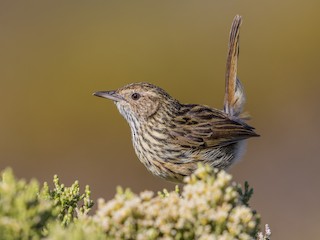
[93,15,259,182]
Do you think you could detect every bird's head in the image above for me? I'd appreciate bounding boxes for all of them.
[93,82,178,123]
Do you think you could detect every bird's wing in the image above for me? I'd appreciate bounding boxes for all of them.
[169,104,258,149]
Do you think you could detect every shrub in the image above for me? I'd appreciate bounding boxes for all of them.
[0,166,271,239]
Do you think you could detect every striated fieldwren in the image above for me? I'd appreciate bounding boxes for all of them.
[93,15,259,182]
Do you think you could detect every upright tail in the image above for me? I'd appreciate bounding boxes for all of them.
[224,15,246,119]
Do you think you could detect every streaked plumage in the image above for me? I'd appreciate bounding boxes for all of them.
[93,15,259,182]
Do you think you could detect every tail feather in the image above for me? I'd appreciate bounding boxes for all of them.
[224,15,246,118]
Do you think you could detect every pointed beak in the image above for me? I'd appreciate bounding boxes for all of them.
[93,91,124,102]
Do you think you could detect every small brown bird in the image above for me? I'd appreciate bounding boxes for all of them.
[93,15,258,182]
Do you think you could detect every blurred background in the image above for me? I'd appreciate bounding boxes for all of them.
[1,1,319,239]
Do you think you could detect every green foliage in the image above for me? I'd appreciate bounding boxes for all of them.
[237,181,254,206]
[0,168,95,240]
[0,169,56,240]
[41,175,94,226]
[0,166,271,240]
[44,219,106,240]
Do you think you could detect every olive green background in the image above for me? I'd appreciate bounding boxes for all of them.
[1,1,319,239]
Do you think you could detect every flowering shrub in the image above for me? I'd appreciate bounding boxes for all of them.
[94,165,269,239]
[0,166,271,239]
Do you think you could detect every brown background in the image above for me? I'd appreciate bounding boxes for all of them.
[1,1,319,239]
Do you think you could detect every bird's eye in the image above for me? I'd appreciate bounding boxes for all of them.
[131,93,141,100]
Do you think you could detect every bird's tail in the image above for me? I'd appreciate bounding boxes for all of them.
[224,15,247,119]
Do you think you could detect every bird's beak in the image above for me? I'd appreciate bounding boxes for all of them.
[93,91,124,102]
